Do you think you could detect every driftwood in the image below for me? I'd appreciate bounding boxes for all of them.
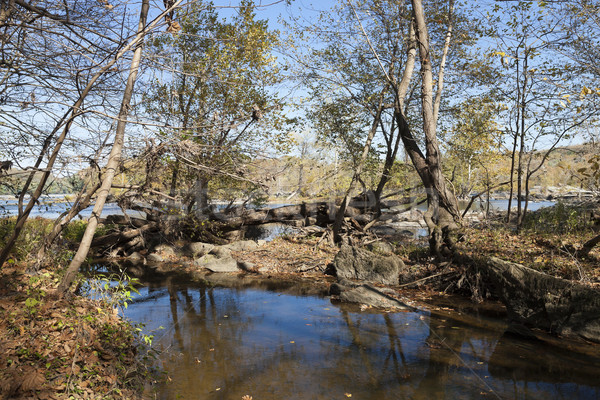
[91,222,158,248]
[89,198,401,256]
[208,202,372,230]
[90,203,166,256]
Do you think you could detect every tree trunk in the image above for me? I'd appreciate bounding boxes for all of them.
[506,130,518,223]
[196,176,210,214]
[410,0,461,258]
[57,0,150,294]
[374,117,402,216]
[516,48,529,229]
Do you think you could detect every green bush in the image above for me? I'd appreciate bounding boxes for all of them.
[522,202,592,234]
[0,217,53,262]
[62,220,88,243]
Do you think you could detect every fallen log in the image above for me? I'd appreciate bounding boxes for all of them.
[91,222,157,248]
[102,215,148,228]
[208,201,369,229]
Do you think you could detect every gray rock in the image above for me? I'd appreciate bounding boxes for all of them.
[333,244,403,285]
[367,241,394,255]
[224,240,259,252]
[224,230,243,241]
[194,254,239,273]
[147,253,163,263]
[186,242,215,257]
[209,246,232,258]
[193,254,218,266]
[483,257,600,343]
[238,261,256,272]
[154,243,176,256]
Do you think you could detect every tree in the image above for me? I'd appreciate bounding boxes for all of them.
[484,0,598,227]
[0,0,138,267]
[397,0,463,257]
[57,0,152,294]
[442,97,503,199]
[297,0,414,216]
[143,0,291,213]
[295,0,468,255]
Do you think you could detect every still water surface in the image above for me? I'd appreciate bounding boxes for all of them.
[122,279,600,400]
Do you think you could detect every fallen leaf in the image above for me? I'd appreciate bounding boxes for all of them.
[20,369,46,391]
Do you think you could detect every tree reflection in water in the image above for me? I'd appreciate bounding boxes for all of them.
[123,279,600,400]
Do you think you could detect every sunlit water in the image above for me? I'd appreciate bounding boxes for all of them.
[121,279,600,400]
[0,197,556,220]
[0,198,144,219]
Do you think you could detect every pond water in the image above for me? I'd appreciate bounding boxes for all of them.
[122,278,600,400]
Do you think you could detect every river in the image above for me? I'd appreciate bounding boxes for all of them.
[0,195,555,220]
[117,277,600,400]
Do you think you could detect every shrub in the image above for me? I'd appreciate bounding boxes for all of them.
[62,220,88,242]
[522,202,592,234]
[0,217,53,262]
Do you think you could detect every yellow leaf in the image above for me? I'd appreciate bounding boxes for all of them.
[345,393,353,398]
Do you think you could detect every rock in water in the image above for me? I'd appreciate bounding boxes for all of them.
[483,257,600,343]
[341,285,413,310]
[333,244,403,285]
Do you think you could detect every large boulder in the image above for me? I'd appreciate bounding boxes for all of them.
[209,246,232,258]
[482,257,600,343]
[223,240,259,252]
[193,254,239,273]
[333,244,403,285]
